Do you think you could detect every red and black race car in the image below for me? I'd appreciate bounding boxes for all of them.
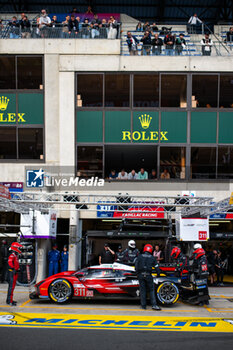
[30,263,180,305]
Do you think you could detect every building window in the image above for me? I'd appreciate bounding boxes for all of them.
[191,147,216,179]
[77,74,103,107]
[105,74,130,107]
[0,128,16,159]
[160,147,186,179]
[105,145,157,179]
[192,75,218,108]
[18,128,43,159]
[17,57,43,90]
[161,75,187,107]
[219,75,233,108]
[133,74,159,107]
[0,56,16,89]
[218,146,233,178]
[77,146,103,178]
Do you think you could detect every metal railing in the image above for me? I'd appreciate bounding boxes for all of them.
[0,22,121,39]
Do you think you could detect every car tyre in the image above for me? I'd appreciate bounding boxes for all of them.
[156,281,179,305]
[48,279,73,303]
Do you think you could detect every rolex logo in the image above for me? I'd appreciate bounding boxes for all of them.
[139,114,152,129]
[0,96,10,111]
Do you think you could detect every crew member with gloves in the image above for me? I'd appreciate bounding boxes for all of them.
[6,242,23,306]
[135,244,161,310]
[1,240,9,283]
[190,243,210,305]
[60,245,69,272]
[115,244,125,263]
[48,243,60,276]
[123,240,139,265]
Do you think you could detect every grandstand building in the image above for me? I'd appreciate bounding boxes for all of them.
[1,4,233,279]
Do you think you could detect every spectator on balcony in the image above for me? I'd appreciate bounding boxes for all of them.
[143,21,150,32]
[117,169,128,180]
[188,13,202,34]
[138,168,148,180]
[109,169,118,179]
[82,18,90,38]
[68,15,79,37]
[91,14,101,38]
[126,31,139,55]
[175,33,186,55]
[164,32,175,55]
[100,19,108,38]
[201,33,212,56]
[136,22,143,32]
[128,169,138,180]
[141,31,151,55]
[8,16,19,38]
[39,9,51,38]
[226,27,233,42]
[152,22,159,32]
[149,169,157,179]
[19,15,31,38]
[76,16,82,31]
[62,15,70,38]
[161,168,170,179]
[107,16,118,39]
[151,33,163,55]
[86,5,94,15]
[50,15,60,37]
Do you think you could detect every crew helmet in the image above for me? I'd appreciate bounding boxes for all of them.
[143,244,153,254]
[170,246,181,259]
[10,242,23,254]
[192,248,206,259]
[193,243,202,249]
[128,240,136,249]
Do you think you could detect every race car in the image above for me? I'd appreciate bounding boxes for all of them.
[30,262,180,305]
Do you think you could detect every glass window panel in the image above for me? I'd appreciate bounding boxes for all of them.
[161,75,187,107]
[77,146,103,178]
[105,145,157,179]
[192,75,218,108]
[0,56,16,89]
[160,147,186,179]
[105,74,130,107]
[191,147,216,179]
[133,74,159,107]
[219,75,233,108]
[0,127,16,159]
[218,146,233,178]
[17,57,43,89]
[18,128,43,159]
[77,74,103,107]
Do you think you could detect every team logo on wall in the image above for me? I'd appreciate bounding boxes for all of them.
[139,114,152,129]
[122,114,168,141]
[0,95,26,123]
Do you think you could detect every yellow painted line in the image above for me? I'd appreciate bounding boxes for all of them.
[204,305,213,313]
[21,304,198,312]
[0,312,232,332]
[20,299,31,307]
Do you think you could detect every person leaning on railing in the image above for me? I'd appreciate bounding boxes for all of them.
[62,15,70,38]
[141,30,151,55]
[126,31,139,55]
[39,9,51,38]
[151,33,163,55]
[100,19,108,38]
[81,18,90,38]
[107,15,118,39]
[19,15,31,38]
[68,15,79,37]
[8,16,19,38]
[201,33,212,56]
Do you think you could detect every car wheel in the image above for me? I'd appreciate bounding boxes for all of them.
[156,281,179,305]
[49,279,73,303]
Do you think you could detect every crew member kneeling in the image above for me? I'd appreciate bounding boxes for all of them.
[135,244,161,310]
[6,242,23,306]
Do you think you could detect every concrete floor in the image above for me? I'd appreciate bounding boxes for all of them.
[0,284,233,318]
